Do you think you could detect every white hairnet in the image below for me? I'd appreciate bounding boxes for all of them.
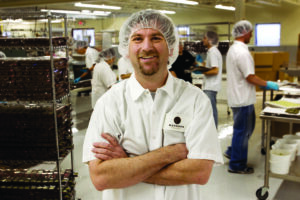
[118,9,179,65]
[96,47,115,63]
[100,47,115,60]
[232,20,253,39]
[205,31,219,46]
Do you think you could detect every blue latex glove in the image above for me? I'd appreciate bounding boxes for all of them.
[193,70,202,74]
[74,77,81,84]
[196,54,203,63]
[265,81,279,90]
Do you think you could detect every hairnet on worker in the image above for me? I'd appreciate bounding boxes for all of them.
[204,31,219,46]
[118,9,179,65]
[232,20,253,39]
[97,47,116,63]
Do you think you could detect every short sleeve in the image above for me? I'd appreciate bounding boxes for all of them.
[184,92,224,165]
[236,51,255,78]
[82,94,121,163]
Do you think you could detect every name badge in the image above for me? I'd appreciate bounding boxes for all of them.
[163,113,191,132]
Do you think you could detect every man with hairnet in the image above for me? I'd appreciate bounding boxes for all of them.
[117,56,134,80]
[91,47,117,108]
[224,20,279,174]
[201,31,223,128]
[83,10,223,200]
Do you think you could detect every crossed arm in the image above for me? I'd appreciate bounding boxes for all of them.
[88,133,214,191]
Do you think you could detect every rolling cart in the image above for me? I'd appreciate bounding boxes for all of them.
[256,114,300,200]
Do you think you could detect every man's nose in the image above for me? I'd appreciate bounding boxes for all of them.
[141,38,153,51]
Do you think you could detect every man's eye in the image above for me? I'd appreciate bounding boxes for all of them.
[152,36,163,41]
[132,37,142,42]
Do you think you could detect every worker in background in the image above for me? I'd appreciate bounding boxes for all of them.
[74,44,101,84]
[91,47,117,109]
[85,44,101,70]
[225,20,279,174]
[0,31,6,58]
[169,41,196,83]
[118,56,134,80]
[0,51,6,58]
[200,31,223,128]
[82,9,223,200]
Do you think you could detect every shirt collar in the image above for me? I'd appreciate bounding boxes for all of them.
[234,40,248,49]
[207,45,217,53]
[128,71,175,101]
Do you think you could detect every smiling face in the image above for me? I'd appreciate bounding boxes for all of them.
[129,28,169,77]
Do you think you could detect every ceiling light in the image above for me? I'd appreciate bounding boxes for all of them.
[93,11,111,16]
[282,0,300,5]
[160,0,198,5]
[255,0,281,6]
[41,9,81,14]
[159,10,176,14]
[41,9,111,16]
[75,2,121,10]
[215,4,236,11]
[39,19,62,23]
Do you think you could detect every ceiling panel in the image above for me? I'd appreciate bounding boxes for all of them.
[0,0,298,18]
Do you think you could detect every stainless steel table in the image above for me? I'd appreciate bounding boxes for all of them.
[256,114,300,200]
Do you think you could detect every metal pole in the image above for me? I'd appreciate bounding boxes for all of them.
[48,11,63,200]
[234,0,245,22]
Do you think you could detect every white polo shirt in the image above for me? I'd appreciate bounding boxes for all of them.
[85,47,99,69]
[91,59,116,108]
[83,72,223,200]
[118,57,134,80]
[226,40,256,107]
[203,46,223,92]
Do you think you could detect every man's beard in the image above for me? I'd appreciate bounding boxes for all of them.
[139,63,159,76]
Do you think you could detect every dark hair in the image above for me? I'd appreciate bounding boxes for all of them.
[205,31,219,45]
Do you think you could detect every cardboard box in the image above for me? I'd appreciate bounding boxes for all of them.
[250,51,290,90]
[254,52,273,66]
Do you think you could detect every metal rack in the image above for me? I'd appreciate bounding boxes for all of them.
[0,11,75,200]
[256,114,300,200]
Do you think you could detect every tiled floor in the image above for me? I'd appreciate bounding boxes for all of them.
[67,90,299,200]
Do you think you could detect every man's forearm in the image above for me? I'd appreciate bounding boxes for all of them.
[143,159,213,186]
[89,144,187,191]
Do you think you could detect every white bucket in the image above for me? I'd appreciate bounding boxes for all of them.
[283,134,300,155]
[270,149,292,163]
[278,144,297,161]
[270,160,290,175]
[295,132,300,137]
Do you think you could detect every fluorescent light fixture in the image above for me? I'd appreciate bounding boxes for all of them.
[283,0,300,5]
[1,19,23,23]
[159,10,176,14]
[93,11,111,16]
[39,19,63,23]
[160,0,198,5]
[215,4,236,11]
[41,9,111,16]
[255,0,281,7]
[41,9,81,14]
[75,2,121,10]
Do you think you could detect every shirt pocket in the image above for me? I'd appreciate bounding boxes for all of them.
[163,130,185,146]
[162,112,191,146]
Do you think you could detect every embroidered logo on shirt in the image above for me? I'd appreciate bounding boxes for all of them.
[164,113,191,132]
[174,116,181,124]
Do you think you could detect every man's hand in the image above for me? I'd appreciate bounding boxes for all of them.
[166,143,188,161]
[92,133,128,160]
